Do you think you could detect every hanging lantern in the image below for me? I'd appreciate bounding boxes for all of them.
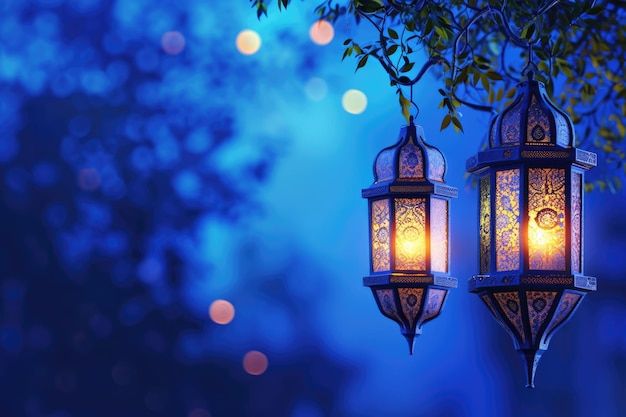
[362,118,457,354]
[466,72,597,387]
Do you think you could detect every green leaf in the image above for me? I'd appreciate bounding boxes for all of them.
[356,54,369,71]
[400,62,414,73]
[451,116,463,132]
[386,44,398,55]
[388,28,399,39]
[440,114,451,130]
[521,23,535,40]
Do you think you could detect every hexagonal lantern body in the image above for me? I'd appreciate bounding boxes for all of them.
[466,73,597,387]
[363,120,457,354]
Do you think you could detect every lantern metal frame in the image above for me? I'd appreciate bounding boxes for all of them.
[466,72,597,387]
[362,119,457,353]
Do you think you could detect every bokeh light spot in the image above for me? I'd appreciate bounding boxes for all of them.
[243,350,268,375]
[342,89,367,114]
[236,29,261,55]
[309,20,334,45]
[209,299,235,325]
[78,168,101,191]
[161,31,186,55]
[304,77,328,101]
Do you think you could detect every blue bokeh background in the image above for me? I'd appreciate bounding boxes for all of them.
[1,1,625,416]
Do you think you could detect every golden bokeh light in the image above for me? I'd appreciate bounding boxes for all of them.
[309,20,334,45]
[342,89,367,114]
[236,29,261,55]
[209,299,235,325]
[243,350,268,376]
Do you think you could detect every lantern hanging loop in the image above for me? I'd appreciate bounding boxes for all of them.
[409,84,420,121]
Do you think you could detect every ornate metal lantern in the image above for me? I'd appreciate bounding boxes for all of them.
[466,72,597,387]
[362,118,458,354]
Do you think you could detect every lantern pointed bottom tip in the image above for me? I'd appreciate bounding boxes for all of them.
[403,333,416,355]
[519,349,544,389]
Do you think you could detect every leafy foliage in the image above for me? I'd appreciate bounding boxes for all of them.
[254,0,626,190]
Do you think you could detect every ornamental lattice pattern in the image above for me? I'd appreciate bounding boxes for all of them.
[421,288,446,322]
[399,142,424,179]
[526,95,551,145]
[395,198,426,270]
[376,289,401,322]
[544,292,581,337]
[426,148,445,182]
[554,111,570,146]
[494,292,526,343]
[371,199,390,272]
[495,169,520,271]
[526,291,558,343]
[375,149,394,182]
[501,99,522,144]
[528,168,566,270]
[399,288,424,331]
[480,175,491,273]
[431,198,448,273]
[572,172,582,273]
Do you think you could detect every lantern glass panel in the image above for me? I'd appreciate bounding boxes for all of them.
[375,149,394,182]
[479,175,491,273]
[431,197,448,273]
[394,198,426,270]
[370,199,391,272]
[399,143,424,179]
[528,168,566,271]
[495,169,521,271]
[526,95,551,145]
[571,171,582,273]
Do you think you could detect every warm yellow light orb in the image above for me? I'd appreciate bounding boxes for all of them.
[243,350,268,375]
[309,20,334,45]
[236,29,261,55]
[342,89,367,114]
[209,299,235,325]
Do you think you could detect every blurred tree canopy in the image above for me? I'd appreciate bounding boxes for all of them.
[254,0,626,190]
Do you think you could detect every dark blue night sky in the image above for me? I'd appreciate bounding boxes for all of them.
[0,1,625,416]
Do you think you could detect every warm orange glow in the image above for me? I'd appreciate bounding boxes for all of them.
[397,227,426,262]
[236,29,261,55]
[528,218,560,264]
[209,299,235,325]
[243,350,268,375]
[309,20,334,45]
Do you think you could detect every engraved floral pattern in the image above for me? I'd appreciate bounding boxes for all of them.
[528,168,566,270]
[526,291,557,343]
[399,142,424,179]
[480,175,491,273]
[394,198,426,270]
[554,111,570,147]
[426,148,445,182]
[494,292,526,343]
[431,198,448,272]
[421,288,446,321]
[399,288,424,330]
[376,289,401,322]
[375,149,394,182]
[501,99,522,144]
[572,172,582,273]
[371,199,390,271]
[544,292,581,337]
[526,95,551,144]
[495,169,520,271]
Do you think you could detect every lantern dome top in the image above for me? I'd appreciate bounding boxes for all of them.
[373,119,447,184]
[489,72,574,149]
[489,72,574,148]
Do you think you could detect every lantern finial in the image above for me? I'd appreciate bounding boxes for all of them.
[521,349,543,389]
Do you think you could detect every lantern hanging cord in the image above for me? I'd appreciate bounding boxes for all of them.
[410,84,420,121]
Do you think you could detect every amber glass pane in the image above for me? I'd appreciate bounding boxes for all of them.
[431,198,448,273]
[394,198,426,270]
[571,172,582,273]
[528,168,566,270]
[371,199,391,272]
[479,175,491,273]
[495,169,520,271]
